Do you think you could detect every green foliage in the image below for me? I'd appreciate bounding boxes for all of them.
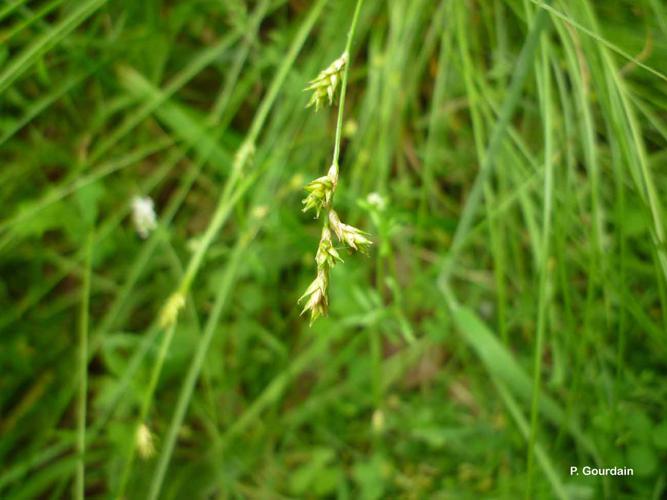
[1,0,667,499]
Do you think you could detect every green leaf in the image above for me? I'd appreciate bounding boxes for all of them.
[353,453,388,500]
[74,181,104,227]
[626,445,658,477]
[652,421,667,450]
[289,448,340,497]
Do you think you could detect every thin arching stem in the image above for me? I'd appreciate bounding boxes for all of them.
[331,0,365,169]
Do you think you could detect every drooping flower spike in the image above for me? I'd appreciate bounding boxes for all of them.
[328,210,372,254]
[301,164,337,218]
[298,268,329,325]
[299,1,370,325]
[298,166,373,324]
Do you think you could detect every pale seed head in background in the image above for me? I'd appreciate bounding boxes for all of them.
[159,292,185,329]
[136,423,155,460]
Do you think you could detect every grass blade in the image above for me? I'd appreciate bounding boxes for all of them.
[0,0,108,95]
[75,233,92,500]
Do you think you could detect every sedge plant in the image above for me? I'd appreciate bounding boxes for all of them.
[299,0,371,325]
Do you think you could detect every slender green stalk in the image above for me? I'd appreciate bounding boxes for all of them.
[147,222,257,500]
[0,0,27,22]
[497,382,568,500]
[209,0,271,124]
[529,0,667,84]
[75,233,92,500]
[115,3,307,490]
[0,0,108,94]
[436,2,553,494]
[178,0,328,300]
[115,166,256,496]
[332,0,365,168]
[418,8,453,238]
[144,3,328,497]
[526,28,554,498]
[115,324,176,499]
[299,0,369,324]
[455,0,508,343]
[0,0,65,44]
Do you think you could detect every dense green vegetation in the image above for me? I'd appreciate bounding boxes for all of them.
[1,0,667,498]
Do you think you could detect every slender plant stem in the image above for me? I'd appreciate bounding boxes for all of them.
[147,223,257,500]
[322,0,364,272]
[0,0,108,95]
[75,232,92,500]
[435,1,553,494]
[115,0,305,492]
[179,0,327,297]
[300,0,367,326]
[418,9,453,239]
[331,0,365,168]
[0,0,28,22]
[529,0,667,84]
[144,2,328,497]
[116,323,176,499]
[526,27,554,498]
[115,168,257,498]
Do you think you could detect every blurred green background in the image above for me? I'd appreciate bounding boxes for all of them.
[1,0,667,498]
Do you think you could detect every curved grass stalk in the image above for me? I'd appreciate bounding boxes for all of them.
[115,324,175,497]
[0,0,66,45]
[75,234,92,500]
[118,2,330,498]
[114,168,255,498]
[529,0,667,84]
[0,0,108,95]
[0,0,27,22]
[526,23,555,498]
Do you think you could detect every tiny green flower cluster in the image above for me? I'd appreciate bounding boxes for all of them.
[328,210,371,253]
[302,163,337,217]
[305,52,348,111]
[299,190,371,324]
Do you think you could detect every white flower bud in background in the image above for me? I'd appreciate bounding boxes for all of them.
[187,237,202,254]
[289,173,305,191]
[366,192,386,211]
[131,196,157,239]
